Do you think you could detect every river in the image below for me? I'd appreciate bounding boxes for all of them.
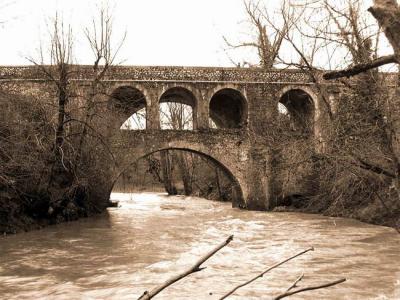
[0,193,399,299]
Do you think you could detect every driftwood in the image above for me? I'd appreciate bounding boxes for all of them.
[218,247,314,299]
[137,235,234,300]
[273,278,346,299]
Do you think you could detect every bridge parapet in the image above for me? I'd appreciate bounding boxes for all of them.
[1,65,397,85]
[0,65,315,83]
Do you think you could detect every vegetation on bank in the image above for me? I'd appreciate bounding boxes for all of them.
[0,91,111,233]
[226,0,400,229]
[0,10,119,234]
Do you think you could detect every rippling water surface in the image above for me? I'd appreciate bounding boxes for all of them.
[0,193,399,299]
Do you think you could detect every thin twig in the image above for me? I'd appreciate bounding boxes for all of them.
[286,273,304,292]
[218,247,314,299]
[273,278,346,299]
[137,235,234,300]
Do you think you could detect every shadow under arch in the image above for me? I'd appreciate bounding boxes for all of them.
[277,87,315,134]
[110,147,245,208]
[159,86,197,107]
[109,85,148,129]
[209,88,248,128]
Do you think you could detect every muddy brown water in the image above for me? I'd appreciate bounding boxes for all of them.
[0,193,399,299]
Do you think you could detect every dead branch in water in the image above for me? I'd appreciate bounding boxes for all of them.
[273,278,346,299]
[218,247,314,299]
[137,235,234,300]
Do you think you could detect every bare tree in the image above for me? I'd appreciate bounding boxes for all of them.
[324,0,400,78]
[26,14,75,192]
[2,5,127,225]
[159,102,193,195]
[224,0,295,68]
[229,0,400,225]
[275,0,400,224]
[74,7,126,168]
[323,0,400,206]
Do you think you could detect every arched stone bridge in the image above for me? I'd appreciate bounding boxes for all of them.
[112,130,251,207]
[0,65,341,209]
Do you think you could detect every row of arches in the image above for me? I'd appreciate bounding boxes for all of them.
[110,86,247,130]
[109,85,316,133]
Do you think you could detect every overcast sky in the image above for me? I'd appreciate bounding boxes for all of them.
[0,0,273,66]
[0,0,395,69]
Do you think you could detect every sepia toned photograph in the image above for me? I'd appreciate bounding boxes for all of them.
[0,0,399,299]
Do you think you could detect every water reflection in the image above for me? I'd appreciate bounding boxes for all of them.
[0,193,399,299]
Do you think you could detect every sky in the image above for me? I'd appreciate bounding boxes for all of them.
[0,0,269,66]
[0,0,395,69]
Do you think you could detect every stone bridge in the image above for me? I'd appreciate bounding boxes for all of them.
[112,130,252,207]
[0,65,342,209]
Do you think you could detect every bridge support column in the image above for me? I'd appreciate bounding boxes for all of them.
[146,93,160,129]
[244,145,272,210]
[196,95,209,129]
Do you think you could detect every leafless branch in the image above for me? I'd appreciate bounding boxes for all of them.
[218,247,314,299]
[286,273,304,292]
[273,278,346,299]
[138,235,234,300]
[323,54,397,79]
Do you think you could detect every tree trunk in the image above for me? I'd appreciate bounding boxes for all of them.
[215,167,222,199]
[174,152,193,196]
[160,151,177,195]
[47,64,71,190]
[54,65,68,163]
[370,0,400,194]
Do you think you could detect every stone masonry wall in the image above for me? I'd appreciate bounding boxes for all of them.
[0,65,315,82]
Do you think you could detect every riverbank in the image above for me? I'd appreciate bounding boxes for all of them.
[0,188,110,235]
[274,194,400,230]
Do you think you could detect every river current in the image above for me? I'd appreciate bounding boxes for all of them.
[0,193,399,299]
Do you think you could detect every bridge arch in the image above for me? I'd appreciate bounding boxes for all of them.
[109,84,149,129]
[277,86,317,134]
[158,86,198,130]
[112,147,245,207]
[209,87,248,128]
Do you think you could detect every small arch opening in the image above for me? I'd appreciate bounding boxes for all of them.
[159,87,196,130]
[110,86,147,130]
[278,89,314,134]
[209,88,247,128]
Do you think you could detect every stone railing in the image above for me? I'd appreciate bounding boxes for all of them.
[0,65,314,83]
